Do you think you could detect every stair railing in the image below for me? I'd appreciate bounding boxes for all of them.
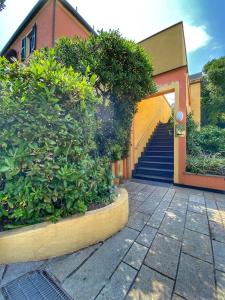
[133,111,161,165]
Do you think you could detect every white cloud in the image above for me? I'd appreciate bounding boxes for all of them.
[183,22,211,53]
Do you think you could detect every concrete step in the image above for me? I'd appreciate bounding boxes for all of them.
[140,155,174,163]
[145,145,174,151]
[133,167,174,178]
[137,161,174,170]
[144,150,174,157]
[132,173,173,183]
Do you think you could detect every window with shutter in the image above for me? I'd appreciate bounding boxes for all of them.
[28,24,36,54]
[21,37,26,61]
[30,25,36,53]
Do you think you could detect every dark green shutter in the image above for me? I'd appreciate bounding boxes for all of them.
[31,24,37,52]
[21,37,26,60]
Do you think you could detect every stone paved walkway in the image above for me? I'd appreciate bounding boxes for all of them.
[1,180,225,300]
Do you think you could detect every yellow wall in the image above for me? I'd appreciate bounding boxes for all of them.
[131,95,171,168]
[0,189,128,264]
[139,22,187,76]
[190,82,201,126]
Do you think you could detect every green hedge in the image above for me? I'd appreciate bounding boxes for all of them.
[197,126,225,155]
[186,113,225,176]
[0,50,113,230]
[187,114,225,156]
[186,154,225,176]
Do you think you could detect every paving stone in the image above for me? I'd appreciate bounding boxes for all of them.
[173,192,189,200]
[206,200,223,224]
[204,192,215,201]
[158,209,185,241]
[146,201,170,229]
[162,188,175,202]
[216,201,225,210]
[140,184,156,194]
[159,199,171,210]
[137,198,161,215]
[145,233,181,279]
[182,229,213,263]
[0,266,5,281]
[127,265,174,300]
[213,240,225,272]
[209,221,225,243]
[134,183,147,193]
[172,294,185,300]
[129,191,150,202]
[62,227,139,300]
[129,199,142,215]
[123,242,148,270]
[151,186,168,198]
[46,244,99,282]
[214,193,225,202]
[169,198,188,214]
[185,211,209,235]
[0,291,4,300]
[147,210,165,228]
[205,199,217,210]
[187,189,204,196]
[189,194,205,204]
[207,207,223,223]
[216,270,225,300]
[188,202,206,214]
[136,225,157,247]
[175,253,215,300]
[127,211,150,231]
[96,262,137,300]
[0,260,44,287]
[124,183,136,192]
[126,182,141,192]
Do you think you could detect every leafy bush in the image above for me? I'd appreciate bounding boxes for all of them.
[186,154,225,176]
[186,113,202,155]
[201,56,225,127]
[186,114,225,156]
[0,50,113,230]
[55,30,156,160]
[186,113,225,175]
[197,126,225,155]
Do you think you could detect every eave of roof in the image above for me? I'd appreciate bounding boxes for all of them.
[189,72,202,83]
[0,0,96,56]
[138,21,183,44]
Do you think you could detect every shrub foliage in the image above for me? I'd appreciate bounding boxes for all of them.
[0,51,113,229]
[187,114,225,156]
[186,154,225,176]
[55,30,156,160]
[201,56,225,127]
[186,113,225,176]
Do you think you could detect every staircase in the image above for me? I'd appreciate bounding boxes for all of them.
[132,123,174,183]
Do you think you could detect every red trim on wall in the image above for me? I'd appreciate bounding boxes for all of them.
[114,161,118,178]
[181,173,225,191]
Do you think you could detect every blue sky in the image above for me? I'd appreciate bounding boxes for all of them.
[0,0,224,74]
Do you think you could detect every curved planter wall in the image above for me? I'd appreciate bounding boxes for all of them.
[0,188,128,264]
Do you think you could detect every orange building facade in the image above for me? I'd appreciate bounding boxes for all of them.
[1,0,94,60]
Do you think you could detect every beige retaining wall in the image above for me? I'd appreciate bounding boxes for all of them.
[0,188,128,264]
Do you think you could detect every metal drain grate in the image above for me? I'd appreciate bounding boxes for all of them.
[2,271,70,300]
